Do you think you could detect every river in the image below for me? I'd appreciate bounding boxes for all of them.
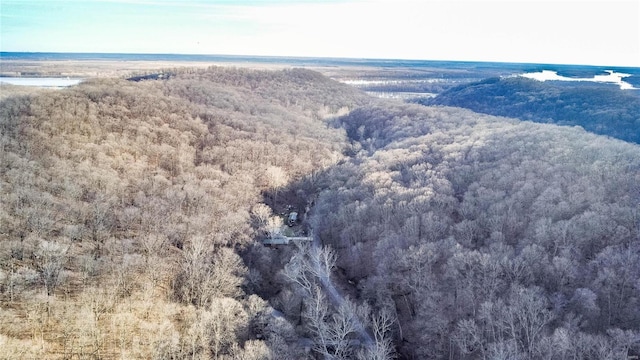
[0,77,83,88]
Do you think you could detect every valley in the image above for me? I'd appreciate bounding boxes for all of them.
[0,55,639,359]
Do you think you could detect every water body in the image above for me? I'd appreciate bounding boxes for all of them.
[520,70,637,90]
[0,77,83,88]
[2,52,638,93]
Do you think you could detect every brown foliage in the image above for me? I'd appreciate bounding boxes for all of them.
[0,67,368,358]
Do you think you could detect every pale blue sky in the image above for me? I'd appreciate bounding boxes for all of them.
[1,0,639,66]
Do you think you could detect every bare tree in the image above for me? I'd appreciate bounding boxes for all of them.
[174,237,247,307]
[309,245,337,283]
[264,166,289,204]
[175,236,214,307]
[360,307,396,360]
[87,193,115,253]
[505,286,555,356]
[282,243,316,295]
[251,203,273,230]
[34,240,69,296]
[304,285,333,358]
[265,216,284,239]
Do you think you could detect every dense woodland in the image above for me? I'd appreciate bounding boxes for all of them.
[417,76,640,144]
[0,67,371,359]
[1,67,639,359]
[313,103,640,359]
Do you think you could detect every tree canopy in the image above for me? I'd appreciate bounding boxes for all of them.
[417,76,640,144]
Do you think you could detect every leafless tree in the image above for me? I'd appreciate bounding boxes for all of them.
[34,240,69,296]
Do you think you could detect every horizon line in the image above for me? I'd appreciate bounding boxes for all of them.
[2,51,638,69]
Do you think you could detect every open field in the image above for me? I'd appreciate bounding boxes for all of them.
[0,59,291,78]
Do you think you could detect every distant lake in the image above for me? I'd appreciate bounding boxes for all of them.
[0,77,83,87]
[519,70,637,90]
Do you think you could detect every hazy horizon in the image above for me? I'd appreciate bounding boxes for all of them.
[2,0,639,68]
[3,51,640,70]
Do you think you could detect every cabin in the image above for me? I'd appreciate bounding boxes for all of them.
[262,235,290,246]
[262,235,313,246]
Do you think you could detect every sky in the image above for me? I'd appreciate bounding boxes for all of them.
[1,0,639,67]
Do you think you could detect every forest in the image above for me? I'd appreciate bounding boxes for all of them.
[314,103,640,359]
[416,76,640,144]
[1,66,639,359]
[0,66,372,359]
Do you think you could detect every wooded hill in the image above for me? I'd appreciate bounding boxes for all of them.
[416,76,640,144]
[312,102,640,359]
[0,67,370,359]
[1,67,639,360]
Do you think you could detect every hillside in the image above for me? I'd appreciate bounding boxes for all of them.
[0,67,370,359]
[416,76,640,144]
[2,66,639,360]
[311,103,640,359]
